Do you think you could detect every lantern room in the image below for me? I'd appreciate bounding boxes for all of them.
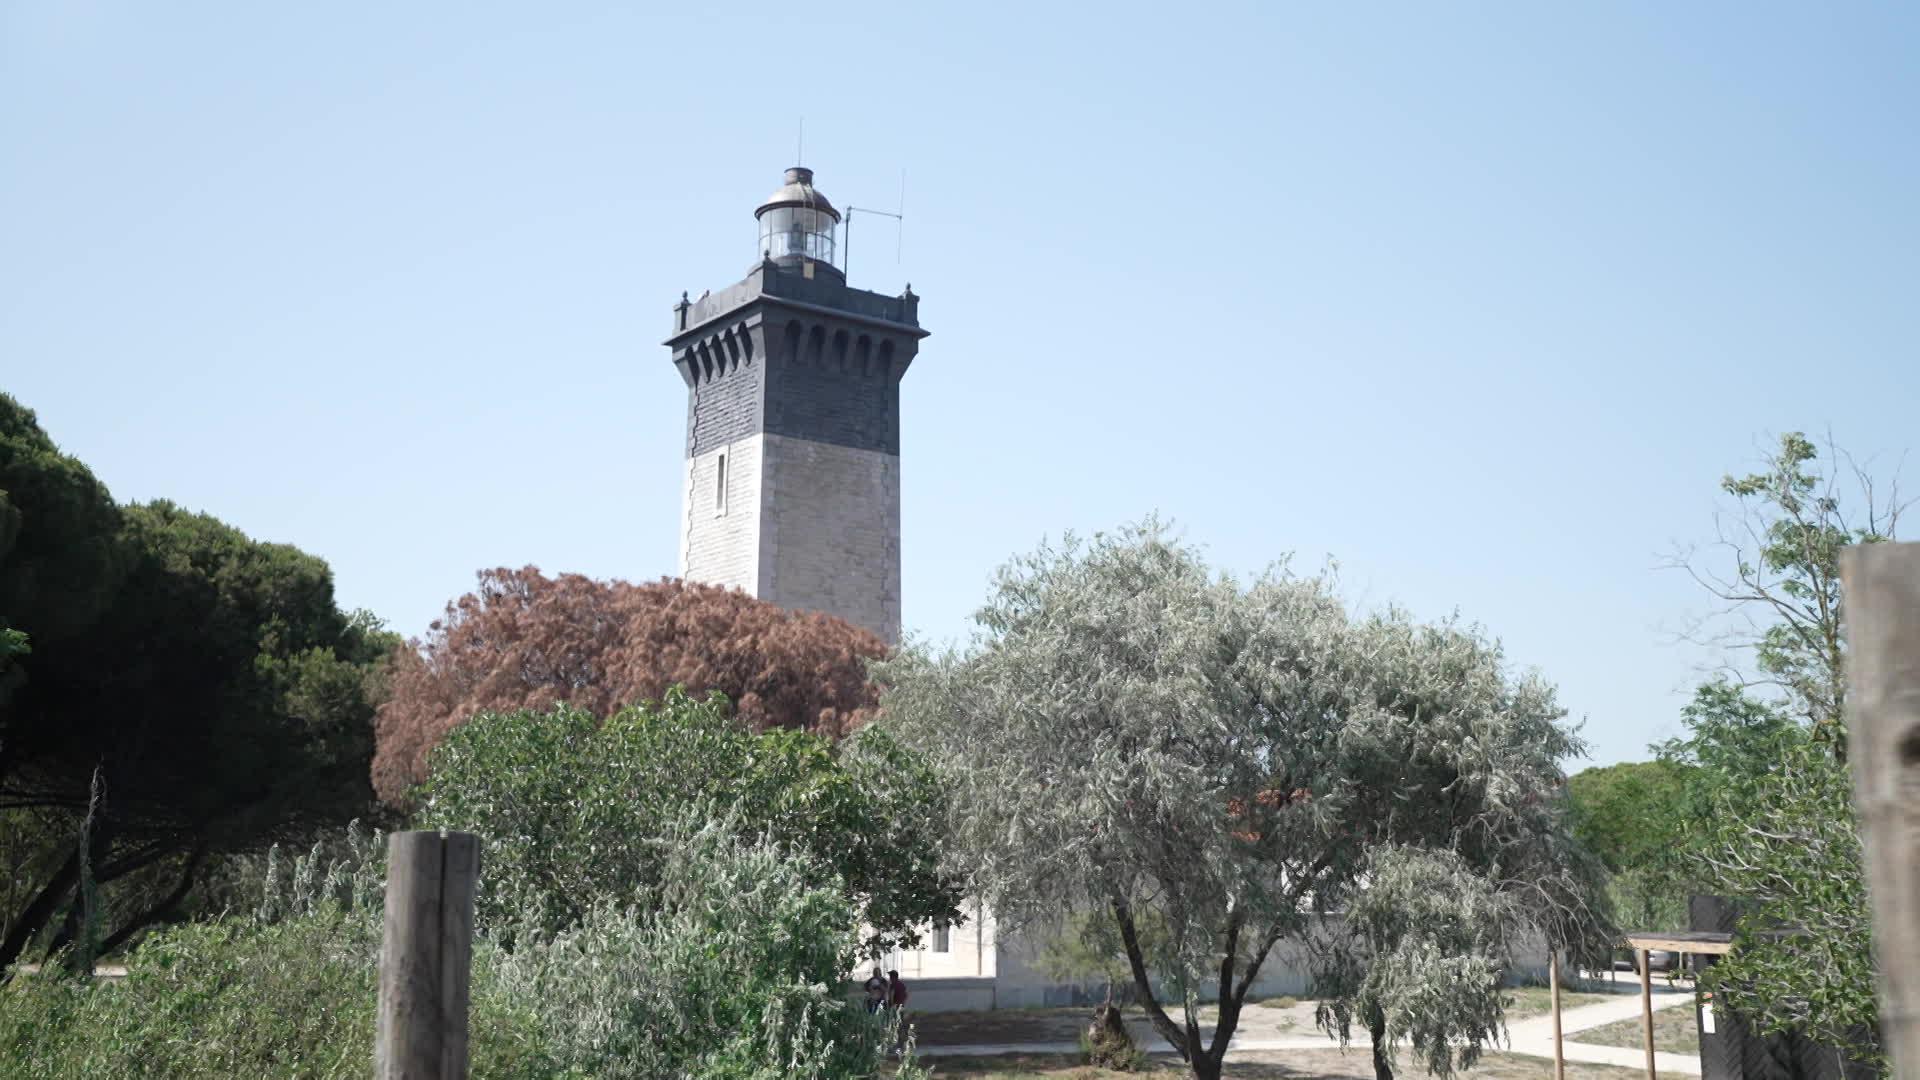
[755,166,840,267]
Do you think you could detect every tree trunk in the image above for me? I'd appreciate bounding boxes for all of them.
[1112,901,1192,1062]
[95,844,207,957]
[0,827,175,976]
[51,893,85,971]
[39,816,116,969]
[1369,1003,1394,1080]
[0,848,81,975]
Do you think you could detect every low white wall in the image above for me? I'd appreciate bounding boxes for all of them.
[1501,929,1560,986]
[901,977,999,1013]
[987,921,1325,1008]
[974,915,1561,1011]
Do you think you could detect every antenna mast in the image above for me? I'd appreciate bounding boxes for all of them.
[843,169,907,283]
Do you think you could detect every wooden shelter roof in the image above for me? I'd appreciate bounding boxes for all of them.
[1622,929,1735,955]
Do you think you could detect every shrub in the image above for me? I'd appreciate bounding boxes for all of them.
[0,831,555,1079]
[488,811,918,1079]
[415,691,962,954]
[0,805,929,1078]
[1082,1003,1146,1071]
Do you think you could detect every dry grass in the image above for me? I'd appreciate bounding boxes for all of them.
[1566,1004,1698,1055]
[911,1003,1303,1048]
[1236,1050,1659,1079]
[913,988,1625,1055]
[916,1048,1649,1078]
[910,1008,1094,1046]
[1498,986,1617,1019]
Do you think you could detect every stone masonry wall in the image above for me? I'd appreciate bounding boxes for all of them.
[757,433,900,644]
[685,347,763,458]
[680,436,762,594]
[761,339,902,454]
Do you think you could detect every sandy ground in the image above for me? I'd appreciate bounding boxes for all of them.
[910,983,1699,1078]
[910,988,1617,1049]
[918,1048,1647,1078]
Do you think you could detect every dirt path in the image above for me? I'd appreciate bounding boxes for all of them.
[913,985,1702,1075]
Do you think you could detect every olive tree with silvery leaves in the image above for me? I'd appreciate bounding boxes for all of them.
[1307,845,1550,1080]
[873,519,1611,1080]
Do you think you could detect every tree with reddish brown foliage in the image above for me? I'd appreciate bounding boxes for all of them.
[371,567,888,805]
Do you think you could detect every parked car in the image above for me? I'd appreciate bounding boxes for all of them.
[1611,949,1678,973]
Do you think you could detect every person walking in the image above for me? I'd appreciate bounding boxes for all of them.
[885,969,911,1055]
[863,969,887,1015]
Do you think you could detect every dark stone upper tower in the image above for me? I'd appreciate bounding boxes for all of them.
[665,166,928,644]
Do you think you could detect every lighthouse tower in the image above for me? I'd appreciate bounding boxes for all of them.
[665,166,927,644]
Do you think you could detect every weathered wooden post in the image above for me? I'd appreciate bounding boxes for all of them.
[376,830,480,1080]
[1638,947,1657,1080]
[1548,946,1567,1080]
[1841,541,1920,1078]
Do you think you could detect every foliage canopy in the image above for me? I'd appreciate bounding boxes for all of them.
[1565,759,1695,930]
[876,519,1610,1080]
[0,814,924,1080]
[0,394,395,977]
[1660,431,1900,1069]
[372,567,888,804]
[415,690,963,955]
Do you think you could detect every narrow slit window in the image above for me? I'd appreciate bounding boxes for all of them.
[714,452,728,516]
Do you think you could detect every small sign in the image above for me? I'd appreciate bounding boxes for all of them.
[1701,992,1717,1035]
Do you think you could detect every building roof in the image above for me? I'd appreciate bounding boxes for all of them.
[1623,929,1735,955]
[755,166,840,222]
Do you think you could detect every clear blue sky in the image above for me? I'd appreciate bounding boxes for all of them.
[4,4,1915,769]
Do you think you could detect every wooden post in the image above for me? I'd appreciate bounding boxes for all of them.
[1841,541,1920,1078]
[376,830,480,1080]
[1638,948,1657,1080]
[1549,947,1566,1080]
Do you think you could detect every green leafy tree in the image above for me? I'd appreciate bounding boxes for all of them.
[0,395,396,975]
[1637,681,1810,931]
[413,690,964,956]
[875,520,1611,1080]
[0,393,121,715]
[1662,431,1902,1070]
[1037,908,1172,1006]
[1657,680,1809,803]
[1566,760,1695,930]
[0,395,123,657]
[1568,761,1694,874]
[1669,432,1901,748]
[1699,735,1875,1054]
[0,629,26,705]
